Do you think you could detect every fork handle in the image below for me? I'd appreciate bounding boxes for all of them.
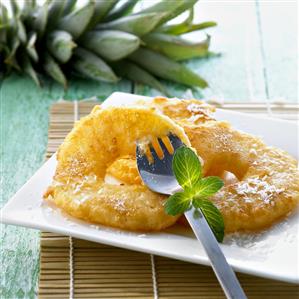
[185,207,247,299]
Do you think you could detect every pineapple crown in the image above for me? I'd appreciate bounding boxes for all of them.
[0,0,217,95]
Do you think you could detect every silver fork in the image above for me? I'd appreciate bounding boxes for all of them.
[136,134,247,299]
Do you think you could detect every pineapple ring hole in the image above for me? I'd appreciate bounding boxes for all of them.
[105,156,142,185]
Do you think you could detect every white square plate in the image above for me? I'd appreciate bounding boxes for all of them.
[1,92,298,284]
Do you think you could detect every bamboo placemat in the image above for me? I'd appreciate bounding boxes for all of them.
[39,100,299,299]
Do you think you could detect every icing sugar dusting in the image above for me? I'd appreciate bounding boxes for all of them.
[114,198,126,212]
[187,103,211,113]
[187,114,204,123]
[224,214,298,258]
[235,177,285,204]
[65,174,98,205]
[185,102,214,123]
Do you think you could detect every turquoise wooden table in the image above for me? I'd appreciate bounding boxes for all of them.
[1,1,297,298]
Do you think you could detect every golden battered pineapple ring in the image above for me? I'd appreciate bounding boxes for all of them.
[44,106,190,231]
[184,121,299,233]
[144,97,299,233]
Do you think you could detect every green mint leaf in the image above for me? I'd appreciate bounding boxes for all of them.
[194,176,224,198]
[193,199,225,242]
[165,191,191,216]
[172,146,202,190]
[166,146,224,242]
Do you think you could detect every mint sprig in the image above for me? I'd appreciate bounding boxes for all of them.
[165,146,225,242]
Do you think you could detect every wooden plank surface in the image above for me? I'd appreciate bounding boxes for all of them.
[1,1,297,298]
[257,0,297,103]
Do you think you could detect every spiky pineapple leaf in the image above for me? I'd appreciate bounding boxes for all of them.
[58,2,94,39]
[47,30,76,63]
[88,0,118,29]
[0,4,9,42]
[22,0,36,17]
[5,37,21,71]
[72,48,119,83]
[27,0,36,8]
[47,0,67,29]
[16,19,26,43]
[0,3,9,25]
[22,55,40,86]
[142,33,210,61]
[96,12,166,37]
[63,0,77,16]
[155,6,195,35]
[158,21,217,35]
[31,3,49,37]
[155,7,194,34]
[81,30,140,61]
[113,60,170,96]
[26,31,38,62]
[137,0,197,26]
[9,0,20,17]
[104,0,139,22]
[43,52,67,88]
[129,47,208,88]
[0,30,7,44]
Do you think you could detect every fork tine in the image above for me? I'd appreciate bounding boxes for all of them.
[151,133,184,160]
[149,142,162,163]
[151,137,164,159]
[149,136,174,163]
[161,135,174,155]
[167,133,185,150]
[137,133,185,165]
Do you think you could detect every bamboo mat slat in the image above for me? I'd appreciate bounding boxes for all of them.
[39,100,299,299]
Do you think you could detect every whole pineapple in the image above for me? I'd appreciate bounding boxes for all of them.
[0,0,216,94]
